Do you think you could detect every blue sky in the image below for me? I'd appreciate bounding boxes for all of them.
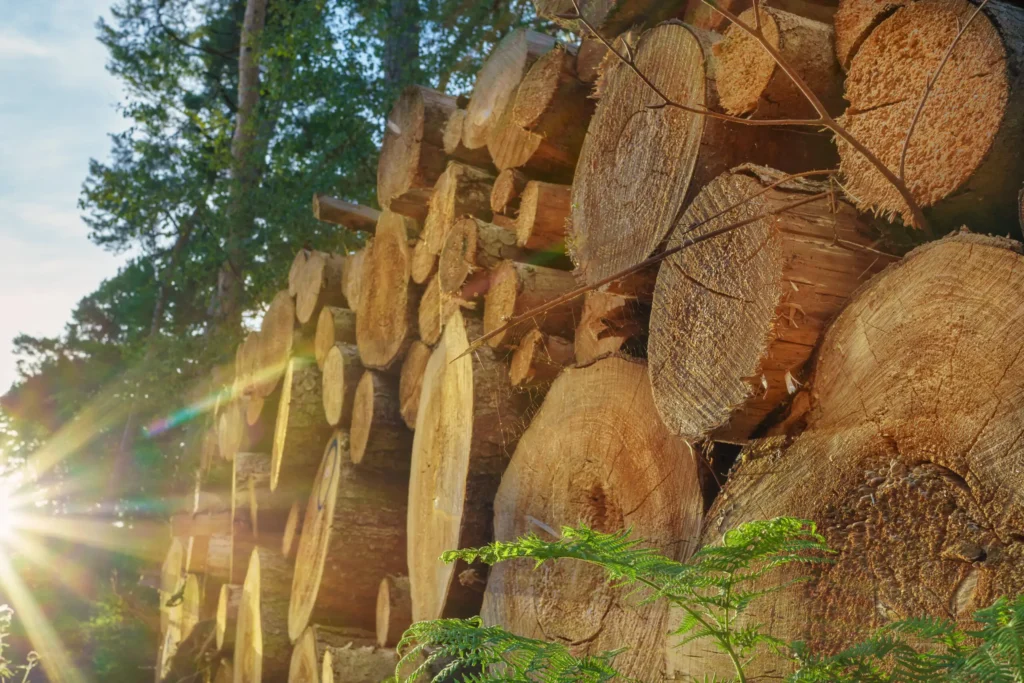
[0,0,126,393]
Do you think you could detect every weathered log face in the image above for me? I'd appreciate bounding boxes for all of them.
[314,307,356,370]
[350,371,411,470]
[216,583,243,650]
[839,0,1024,229]
[834,0,906,70]
[669,232,1024,680]
[509,328,573,388]
[438,216,530,295]
[421,162,495,265]
[574,289,648,364]
[481,357,702,681]
[418,274,463,347]
[234,547,293,683]
[398,340,432,429]
[258,291,297,397]
[271,359,331,492]
[376,575,413,648]
[483,260,580,348]
[408,312,530,621]
[321,342,362,427]
[321,645,397,683]
[295,252,346,326]
[515,181,571,252]
[442,108,494,168]
[341,249,366,314]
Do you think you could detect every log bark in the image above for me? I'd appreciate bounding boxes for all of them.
[314,307,357,370]
[437,216,530,295]
[398,340,431,429]
[271,358,332,492]
[281,499,303,561]
[257,291,297,398]
[350,371,412,470]
[483,260,581,348]
[295,252,346,327]
[570,21,834,284]
[420,162,495,266]
[341,249,366,314]
[288,432,408,639]
[490,168,529,216]
[515,181,570,252]
[377,85,456,220]
[311,194,380,232]
[834,0,905,70]
[356,210,419,371]
[418,274,465,347]
[376,575,413,647]
[288,624,377,683]
[463,30,557,149]
[669,232,1024,680]
[234,547,293,683]
[442,108,494,168]
[216,583,243,651]
[232,451,292,539]
[649,167,891,443]
[838,0,1024,230]
[574,289,650,364]
[481,357,701,681]
[408,312,530,621]
[509,328,574,387]
[321,342,363,427]
[321,645,397,683]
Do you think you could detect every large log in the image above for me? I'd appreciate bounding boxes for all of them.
[669,232,1024,680]
[180,574,202,641]
[442,108,494,168]
[509,328,574,388]
[838,0,1024,230]
[288,432,408,639]
[569,21,832,284]
[483,260,580,348]
[311,194,380,232]
[437,216,529,295]
[295,252,346,327]
[233,547,293,683]
[321,342,363,427]
[375,575,413,648]
[398,340,431,429]
[314,306,356,370]
[350,371,412,470]
[377,85,456,220]
[216,583,243,651]
[270,358,331,492]
[356,210,419,371]
[481,357,702,681]
[287,625,377,683]
[257,291,297,398]
[408,312,530,621]
[321,645,397,683]
[463,30,557,149]
[648,168,891,443]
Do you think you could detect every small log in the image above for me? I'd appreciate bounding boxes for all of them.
[311,194,380,232]
[234,547,294,683]
[233,451,292,539]
[160,538,185,633]
[715,8,841,118]
[485,83,577,178]
[834,0,906,70]
[839,0,1024,230]
[409,312,530,621]
[341,249,366,314]
[270,358,332,492]
[378,85,456,220]
[356,211,419,371]
[575,35,608,84]
[410,238,437,286]
[321,644,397,683]
[314,306,357,370]
[490,168,529,216]
[257,291,297,398]
[574,289,648,364]
[215,583,242,650]
[288,249,312,298]
[509,329,574,387]
[350,371,412,470]
[288,624,377,683]
[281,500,303,561]
[295,252,346,326]
[442,108,494,168]
[288,432,408,639]
[463,29,557,149]
[236,330,262,398]
[515,181,570,251]
[376,575,413,648]
[648,168,891,443]
[398,340,431,429]
[483,260,581,348]
[481,357,701,681]
[418,274,465,347]
[321,342,363,427]
[437,216,529,295]
[420,162,495,263]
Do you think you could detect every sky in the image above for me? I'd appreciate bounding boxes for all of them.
[0,0,126,394]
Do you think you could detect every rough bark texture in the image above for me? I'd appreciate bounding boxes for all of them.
[438,216,531,295]
[314,306,357,370]
[649,168,891,443]
[670,232,1024,680]
[257,291,297,398]
[574,288,649,364]
[356,210,419,371]
[442,107,494,168]
[834,0,906,69]
[463,30,557,149]
[399,340,432,429]
[271,359,331,492]
[482,357,701,681]
[376,575,413,648]
[490,168,529,216]
[288,432,408,639]
[350,371,412,470]
[234,547,293,683]
[515,181,571,252]
[715,7,842,118]
[321,645,398,683]
[408,312,531,621]
[509,328,574,387]
[311,194,380,232]
[216,583,243,651]
[483,260,581,348]
[295,252,346,326]
[288,624,376,683]
[839,0,1024,230]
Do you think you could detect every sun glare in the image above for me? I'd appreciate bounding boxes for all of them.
[0,480,17,541]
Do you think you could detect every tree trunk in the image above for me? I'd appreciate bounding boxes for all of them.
[350,371,412,470]
[288,432,408,639]
[514,181,571,251]
[438,217,532,295]
[442,108,494,168]
[216,583,243,651]
[295,252,346,327]
[234,547,293,683]
[376,575,413,648]
[509,329,574,388]
[838,0,1024,230]
[483,260,580,348]
[399,340,432,429]
[341,249,367,314]
[408,312,531,621]
[463,30,556,149]
[257,291,297,398]
[377,86,454,219]
[271,358,332,492]
[481,357,701,682]
[834,0,906,70]
[670,232,1024,680]
[321,342,363,427]
[382,0,421,88]
[574,289,649,364]
[648,167,892,443]
[570,21,834,284]
[321,645,398,683]
[288,624,377,683]
[356,211,419,371]
[314,307,357,370]
[490,168,529,216]
[311,194,380,232]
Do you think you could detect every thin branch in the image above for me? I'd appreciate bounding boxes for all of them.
[899,0,990,180]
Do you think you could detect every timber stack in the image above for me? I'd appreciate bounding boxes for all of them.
[155,0,1024,680]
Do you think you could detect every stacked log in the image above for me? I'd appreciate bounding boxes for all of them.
[233,547,294,683]
[375,575,413,648]
[313,306,356,370]
[311,194,380,232]
[320,342,362,427]
[398,341,431,429]
[287,624,377,683]
[216,583,243,651]
[270,358,331,492]
[294,252,346,327]
[350,371,411,469]
[482,260,579,348]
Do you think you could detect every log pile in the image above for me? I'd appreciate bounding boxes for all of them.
[154,2,1024,680]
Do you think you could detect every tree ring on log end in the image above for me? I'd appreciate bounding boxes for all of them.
[287,626,320,683]
[356,211,416,370]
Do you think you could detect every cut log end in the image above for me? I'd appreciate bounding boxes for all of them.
[216,583,243,651]
[322,342,362,427]
[418,274,463,347]
[399,341,432,429]
[490,168,528,216]
[509,329,573,387]
[516,181,571,251]
[350,371,411,469]
[271,359,329,492]
[483,261,580,348]
[235,548,293,683]
[281,500,303,560]
[296,252,346,326]
[258,291,297,398]
[376,575,413,647]
[321,645,397,683]
[314,306,357,370]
